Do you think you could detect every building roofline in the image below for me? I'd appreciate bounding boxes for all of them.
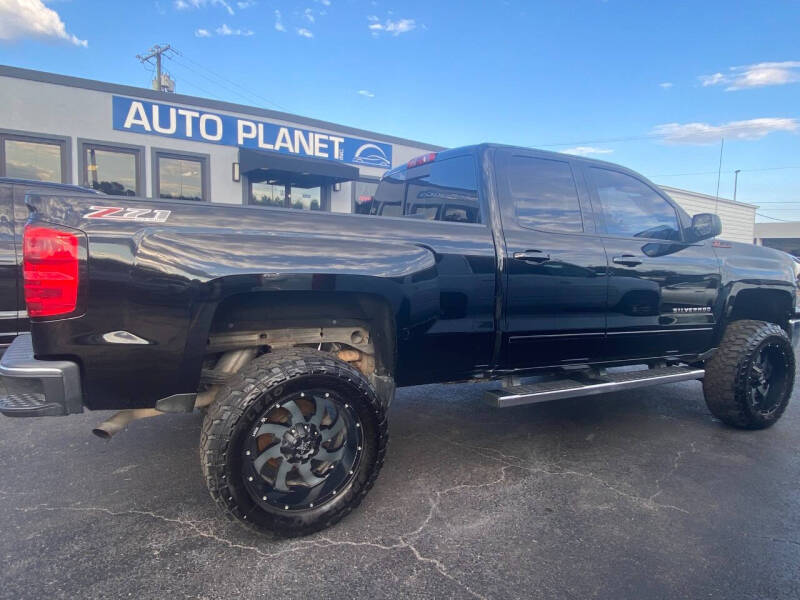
[659,184,758,209]
[0,64,445,152]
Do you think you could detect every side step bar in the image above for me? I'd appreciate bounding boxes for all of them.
[484,366,705,408]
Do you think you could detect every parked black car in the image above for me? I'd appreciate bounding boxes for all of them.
[1,145,798,536]
[0,178,101,348]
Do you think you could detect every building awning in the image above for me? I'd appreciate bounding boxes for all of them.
[239,148,359,188]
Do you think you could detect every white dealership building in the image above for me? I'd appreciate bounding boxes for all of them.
[0,65,757,242]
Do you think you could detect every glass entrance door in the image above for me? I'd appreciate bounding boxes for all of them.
[250,180,323,211]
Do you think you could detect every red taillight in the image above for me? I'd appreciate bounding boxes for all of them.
[23,225,80,318]
[406,152,437,168]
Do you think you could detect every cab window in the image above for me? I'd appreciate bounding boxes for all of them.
[371,155,482,224]
[590,168,681,241]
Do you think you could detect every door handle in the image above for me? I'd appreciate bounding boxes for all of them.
[513,250,551,263]
[612,254,642,267]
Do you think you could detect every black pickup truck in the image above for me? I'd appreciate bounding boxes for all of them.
[1,145,798,536]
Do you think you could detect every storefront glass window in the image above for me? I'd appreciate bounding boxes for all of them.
[250,181,287,207]
[290,186,322,210]
[84,146,138,195]
[4,139,63,182]
[158,156,204,201]
[249,182,322,210]
[353,180,379,214]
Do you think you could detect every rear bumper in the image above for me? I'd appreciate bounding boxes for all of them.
[0,334,83,417]
[790,318,800,351]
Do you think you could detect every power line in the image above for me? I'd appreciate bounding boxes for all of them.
[651,165,800,178]
[537,134,662,148]
[756,213,792,222]
[171,50,290,111]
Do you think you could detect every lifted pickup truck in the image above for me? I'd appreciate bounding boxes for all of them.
[1,144,798,536]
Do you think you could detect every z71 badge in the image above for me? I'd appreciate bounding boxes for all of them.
[85,206,171,223]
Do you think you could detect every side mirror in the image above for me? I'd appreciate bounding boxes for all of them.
[690,213,722,242]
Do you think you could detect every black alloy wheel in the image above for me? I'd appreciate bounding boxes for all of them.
[703,319,795,429]
[201,348,388,536]
[746,342,789,417]
[242,389,363,511]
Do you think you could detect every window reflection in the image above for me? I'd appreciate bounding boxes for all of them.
[84,146,138,196]
[591,168,680,240]
[508,156,583,233]
[353,180,379,214]
[405,156,481,224]
[158,156,203,201]
[249,182,322,210]
[290,186,321,210]
[4,139,62,182]
[250,181,286,207]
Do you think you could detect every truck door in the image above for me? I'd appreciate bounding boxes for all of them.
[0,183,18,347]
[582,165,721,360]
[495,148,608,368]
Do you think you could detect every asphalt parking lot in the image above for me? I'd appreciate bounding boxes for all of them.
[1,375,799,600]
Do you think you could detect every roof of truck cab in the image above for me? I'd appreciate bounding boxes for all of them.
[386,143,642,179]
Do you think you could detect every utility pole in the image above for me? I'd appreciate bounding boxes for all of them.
[714,138,724,214]
[733,169,741,203]
[137,44,174,92]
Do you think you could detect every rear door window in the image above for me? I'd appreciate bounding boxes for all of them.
[506,156,583,233]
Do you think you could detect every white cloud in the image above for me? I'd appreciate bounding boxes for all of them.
[658,82,673,89]
[296,27,313,38]
[699,61,800,91]
[216,23,253,35]
[236,0,255,8]
[357,89,375,98]
[175,0,234,15]
[652,117,798,144]
[195,28,212,37]
[274,9,285,31]
[368,16,417,36]
[561,146,614,156]
[0,0,87,47]
[317,0,331,5]
[304,7,314,23]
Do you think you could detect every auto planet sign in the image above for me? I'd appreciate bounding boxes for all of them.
[112,96,393,169]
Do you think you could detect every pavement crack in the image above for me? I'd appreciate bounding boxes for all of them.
[649,441,697,505]
[15,503,486,599]
[442,438,689,514]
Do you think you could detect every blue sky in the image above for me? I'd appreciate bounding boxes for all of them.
[1,0,798,220]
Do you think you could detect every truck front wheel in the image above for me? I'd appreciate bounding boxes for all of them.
[200,348,388,536]
[703,319,795,429]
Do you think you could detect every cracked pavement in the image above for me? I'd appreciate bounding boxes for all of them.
[2,376,800,599]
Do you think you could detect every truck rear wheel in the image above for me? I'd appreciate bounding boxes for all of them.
[703,320,795,429]
[200,348,388,536]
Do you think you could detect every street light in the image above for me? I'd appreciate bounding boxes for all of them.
[733,169,741,202]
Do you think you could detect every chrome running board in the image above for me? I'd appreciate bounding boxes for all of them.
[484,366,705,408]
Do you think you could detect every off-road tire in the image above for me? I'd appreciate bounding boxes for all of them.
[200,348,388,537]
[703,319,795,429]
